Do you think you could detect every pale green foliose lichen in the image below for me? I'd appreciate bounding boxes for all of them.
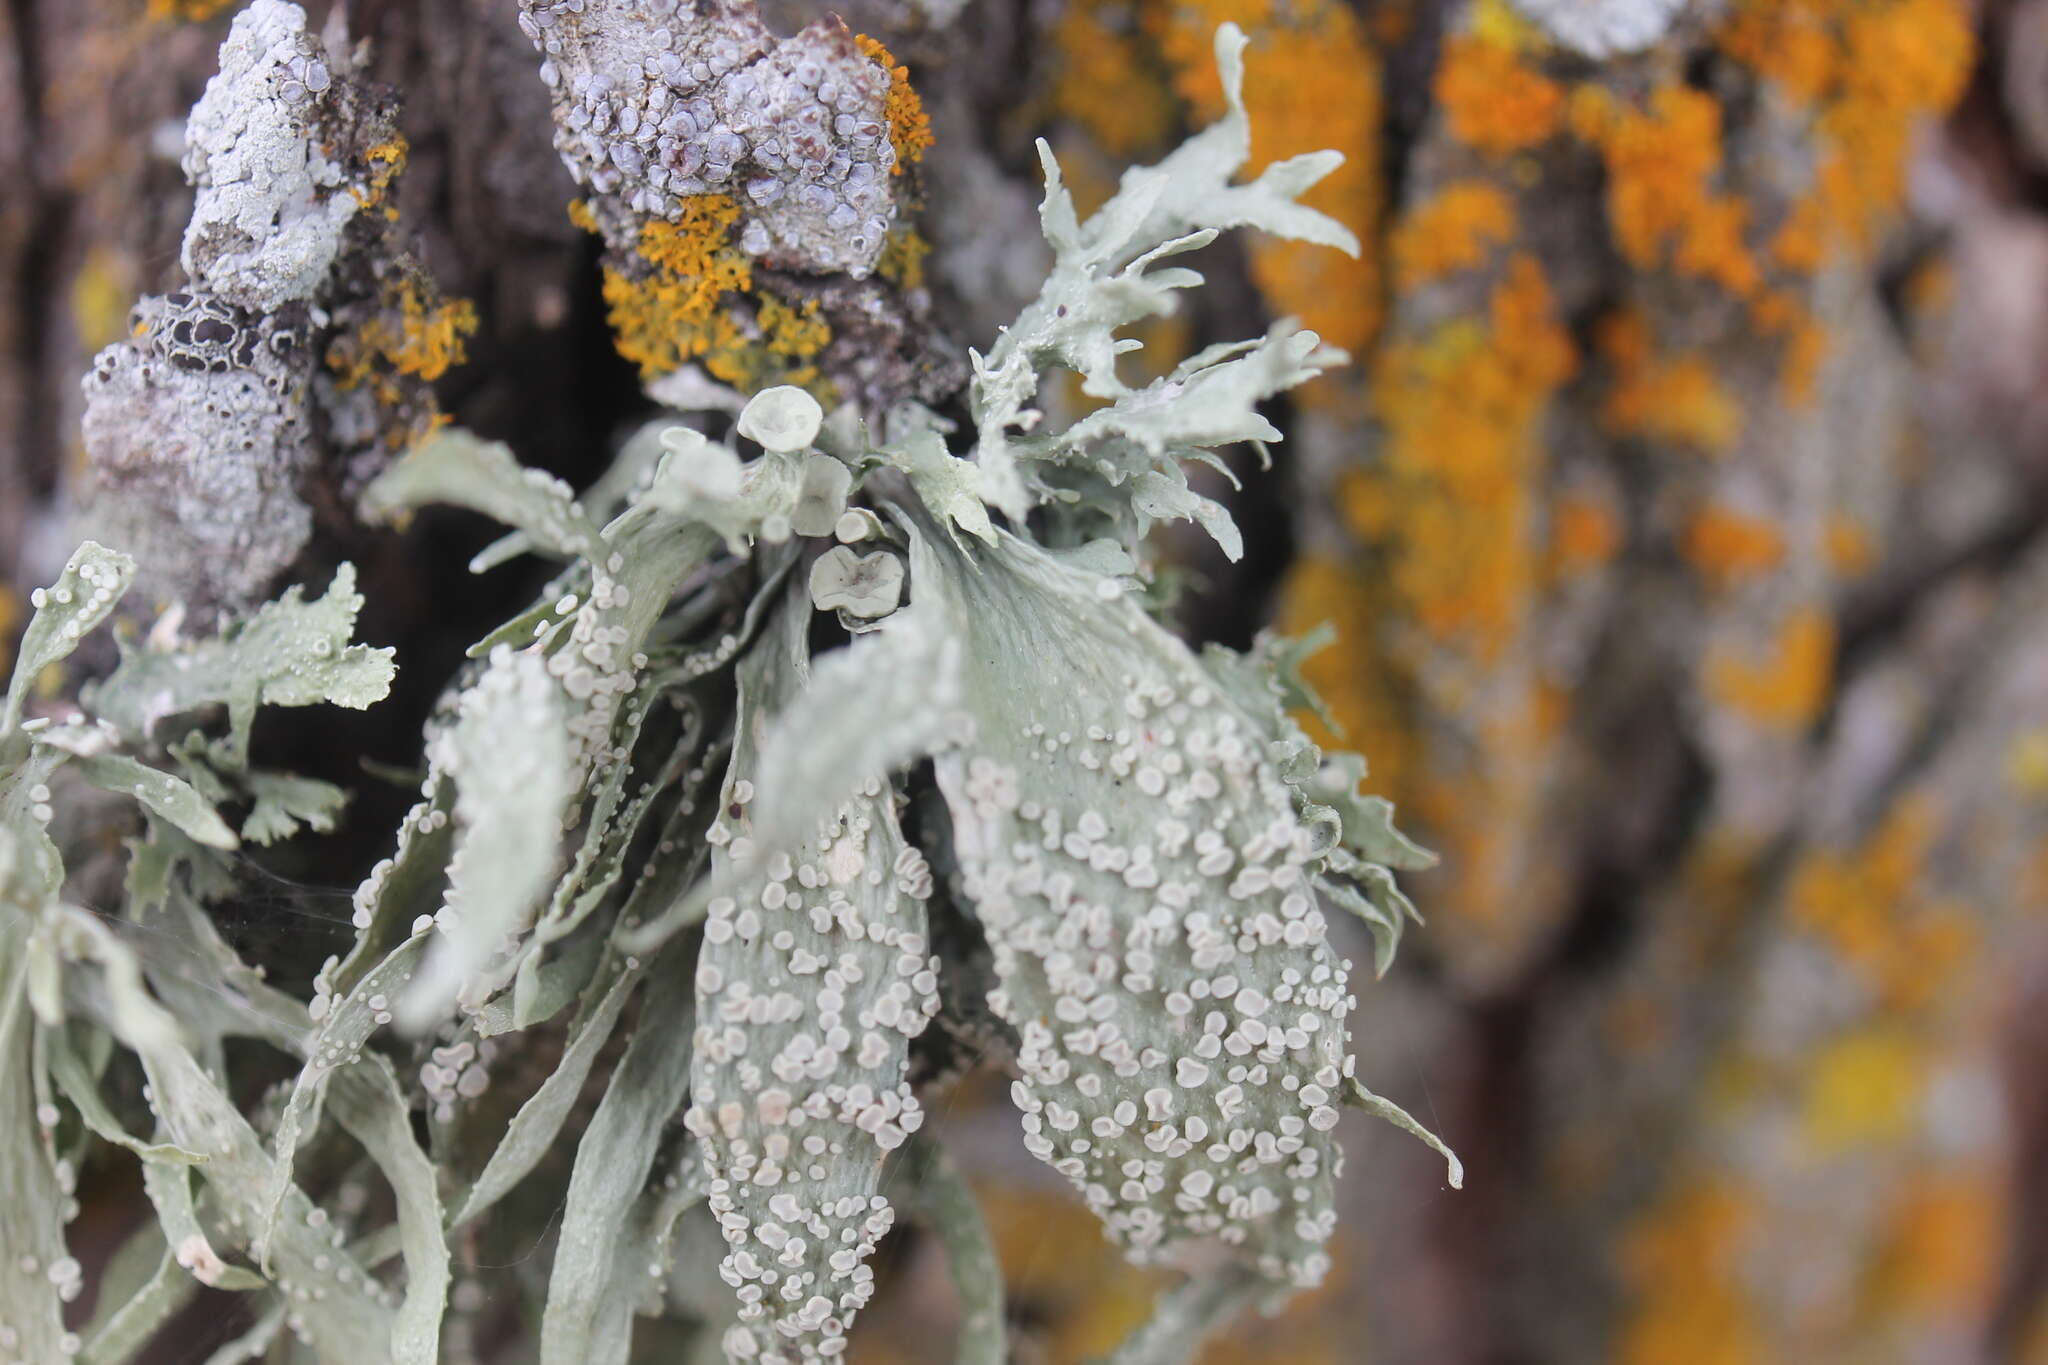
[1,22,1453,1365]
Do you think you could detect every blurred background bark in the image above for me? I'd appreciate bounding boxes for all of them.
[4,0,2047,1361]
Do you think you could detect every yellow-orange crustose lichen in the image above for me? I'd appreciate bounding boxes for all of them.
[0,583,20,676]
[1786,798,1977,1011]
[1597,310,1743,454]
[1823,516,1876,576]
[1580,87,1759,297]
[1434,34,1564,158]
[372,287,478,383]
[1719,0,1972,253]
[853,35,934,173]
[147,0,234,19]
[1051,0,1179,159]
[1706,606,1835,726]
[598,196,754,380]
[578,195,836,397]
[1750,290,1829,405]
[353,139,409,220]
[1150,0,1385,359]
[326,276,479,447]
[1547,493,1621,579]
[1683,505,1785,590]
[1616,1177,1765,1365]
[1391,181,1516,291]
[1864,1174,2001,1317]
[747,294,833,391]
[1355,253,1575,648]
[875,226,932,291]
[1277,554,1417,794]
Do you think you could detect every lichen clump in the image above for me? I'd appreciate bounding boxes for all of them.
[5,23,1451,1365]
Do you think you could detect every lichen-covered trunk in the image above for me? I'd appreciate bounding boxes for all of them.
[5,0,2048,1362]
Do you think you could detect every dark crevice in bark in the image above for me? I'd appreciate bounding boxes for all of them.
[1836,469,2048,679]
[5,0,64,564]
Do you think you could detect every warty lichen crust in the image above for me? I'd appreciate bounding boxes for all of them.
[180,0,376,312]
[81,293,318,613]
[81,0,466,616]
[914,523,1357,1292]
[518,0,898,276]
[688,597,941,1364]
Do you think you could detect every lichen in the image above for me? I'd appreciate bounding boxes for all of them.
[1718,0,1973,252]
[521,0,901,278]
[1616,1178,1765,1365]
[1682,504,1785,591]
[597,196,755,380]
[1434,33,1565,158]
[1704,606,1835,727]
[1390,181,1517,291]
[852,35,934,173]
[146,0,237,22]
[1355,254,1575,647]
[1149,0,1386,358]
[1597,309,1743,454]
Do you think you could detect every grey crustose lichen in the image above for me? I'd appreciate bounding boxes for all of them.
[78,0,452,617]
[521,0,899,275]
[3,19,1457,1365]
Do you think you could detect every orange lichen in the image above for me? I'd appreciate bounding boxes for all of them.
[1358,253,1574,647]
[325,275,478,448]
[1597,310,1743,454]
[372,287,478,383]
[352,138,409,217]
[146,0,234,19]
[0,583,19,676]
[600,196,754,380]
[974,1183,1167,1360]
[1719,0,1973,254]
[1583,85,1760,299]
[566,197,600,235]
[1823,515,1876,576]
[1684,505,1785,590]
[1390,181,1516,290]
[1750,291,1829,405]
[1786,798,1979,1009]
[1706,607,1834,726]
[1434,34,1564,158]
[1616,1178,1765,1365]
[1863,1173,2000,1315]
[853,35,934,173]
[1547,493,1621,578]
[1770,194,1831,274]
[712,292,835,394]
[1051,1,1178,159]
[1276,553,1417,794]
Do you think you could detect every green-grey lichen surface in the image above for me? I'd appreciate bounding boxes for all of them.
[0,21,1454,1365]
